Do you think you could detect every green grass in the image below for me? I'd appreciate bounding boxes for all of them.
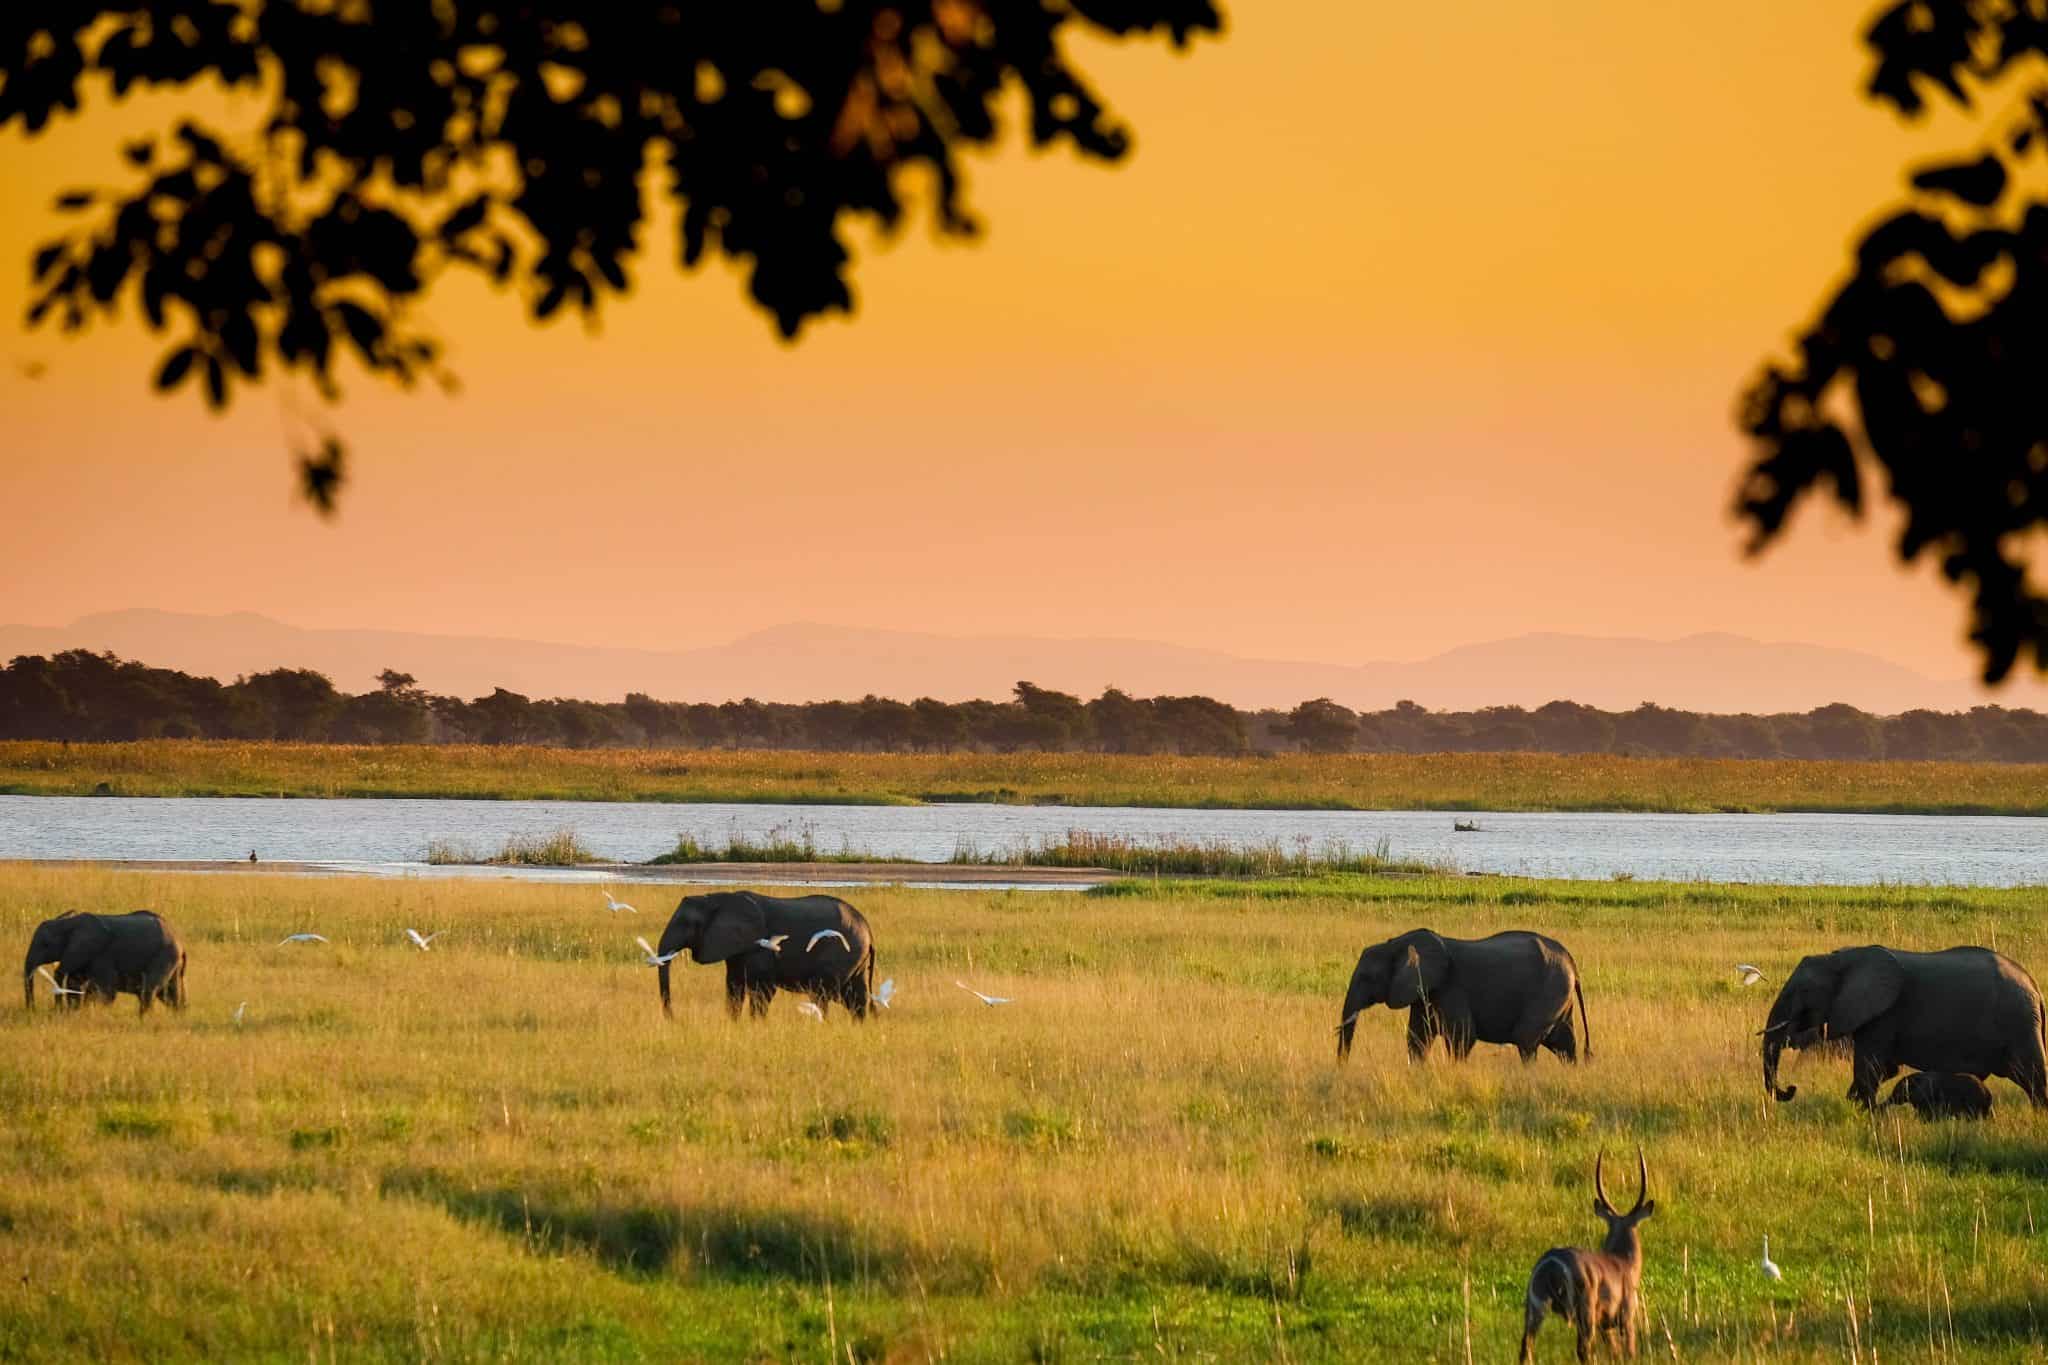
[4,740,2047,814]
[647,826,1444,876]
[2,864,2046,1360]
[646,822,877,865]
[954,830,1444,877]
[423,828,603,866]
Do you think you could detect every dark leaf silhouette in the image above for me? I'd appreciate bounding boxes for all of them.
[5,2,1222,509]
[1744,2,2048,684]
[153,345,198,392]
[1908,154,2006,206]
[299,440,346,518]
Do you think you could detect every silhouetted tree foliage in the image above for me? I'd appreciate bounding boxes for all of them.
[1744,1,2048,684]
[8,650,2048,761]
[4,2,1219,504]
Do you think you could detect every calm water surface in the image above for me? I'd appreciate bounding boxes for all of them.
[0,796,2042,886]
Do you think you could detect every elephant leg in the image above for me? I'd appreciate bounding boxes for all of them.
[747,984,775,1018]
[1848,1040,1897,1109]
[1405,1004,1438,1062]
[1512,972,1575,1060]
[137,952,175,1016]
[1439,1006,1477,1060]
[1542,1015,1579,1063]
[841,971,869,1020]
[723,963,748,1020]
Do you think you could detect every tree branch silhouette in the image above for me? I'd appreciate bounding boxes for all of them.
[1741,1,2048,683]
[4,2,1221,507]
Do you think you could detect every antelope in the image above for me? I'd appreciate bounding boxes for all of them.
[1519,1147,1656,1363]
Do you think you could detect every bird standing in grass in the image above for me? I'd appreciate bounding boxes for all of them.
[874,978,896,1009]
[956,981,1012,1007]
[1761,1236,1782,1281]
[233,1001,247,1026]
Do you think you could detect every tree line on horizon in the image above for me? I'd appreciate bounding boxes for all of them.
[3,649,2047,764]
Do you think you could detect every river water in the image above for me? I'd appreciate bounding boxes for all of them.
[0,795,2041,886]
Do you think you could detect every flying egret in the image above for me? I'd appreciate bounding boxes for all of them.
[755,935,789,954]
[807,929,851,953]
[796,1002,825,1020]
[1735,964,1765,986]
[1761,1236,1782,1282]
[405,929,441,951]
[278,933,328,946]
[635,936,682,967]
[874,978,896,1009]
[233,1001,247,1026]
[602,892,637,914]
[36,967,84,999]
[956,980,1012,1007]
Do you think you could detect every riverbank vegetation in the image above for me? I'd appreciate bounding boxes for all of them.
[7,650,2048,762]
[4,740,2046,815]
[422,829,602,867]
[1,865,2043,1360]
[641,826,1446,877]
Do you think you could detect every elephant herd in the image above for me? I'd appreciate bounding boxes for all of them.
[24,893,2046,1118]
[1335,927,2048,1115]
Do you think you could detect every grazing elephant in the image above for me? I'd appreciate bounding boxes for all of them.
[655,891,875,1020]
[1336,928,1589,1064]
[23,910,187,1015]
[1761,945,2048,1109]
[1886,1071,1995,1121]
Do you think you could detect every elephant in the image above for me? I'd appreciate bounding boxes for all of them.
[655,891,875,1020]
[1760,945,2048,1109]
[1336,928,1589,1064]
[23,910,187,1015]
[1885,1071,1995,1121]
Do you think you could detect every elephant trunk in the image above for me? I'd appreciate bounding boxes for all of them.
[1336,980,1372,1062]
[1760,1006,1798,1101]
[22,963,34,1011]
[658,960,673,1019]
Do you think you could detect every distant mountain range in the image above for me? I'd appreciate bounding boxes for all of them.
[0,609,2036,715]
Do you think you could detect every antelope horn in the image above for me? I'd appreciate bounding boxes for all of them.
[1593,1148,1614,1213]
[1630,1144,1648,1216]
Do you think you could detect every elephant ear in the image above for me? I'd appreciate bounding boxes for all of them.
[1827,946,1905,1039]
[1387,931,1449,1009]
[694,894,769,964]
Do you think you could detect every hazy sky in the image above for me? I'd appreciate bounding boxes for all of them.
[3,1,2035,694]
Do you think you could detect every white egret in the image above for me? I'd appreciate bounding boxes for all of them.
[1760,1236,1782,1281]
[807,929,851,953]
[874,978,896,1009]
[1735,964,1765,986]
[796,1002,825,1020]
[602,892,637,914]
[955,980,1011,1007]
[756,935,789,954]
[635,936,681,967]
[36,966,84,999]
[233,1001,247,1026]
[405,929,441,951]
[278,933,328,946]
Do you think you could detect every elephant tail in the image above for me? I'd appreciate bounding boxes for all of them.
[1574,974,1591,1061]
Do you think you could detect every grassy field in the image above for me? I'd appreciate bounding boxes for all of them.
[4,740,2047,814]
[2,866,2046,1361]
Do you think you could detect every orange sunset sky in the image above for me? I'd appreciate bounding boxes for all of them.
[3,1,2043,702]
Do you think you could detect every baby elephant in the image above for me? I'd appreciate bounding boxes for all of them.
[1885,1071,1994,1121]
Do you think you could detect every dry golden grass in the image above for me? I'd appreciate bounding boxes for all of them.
[4,740,2046,814]
[0,865,2044,1360]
